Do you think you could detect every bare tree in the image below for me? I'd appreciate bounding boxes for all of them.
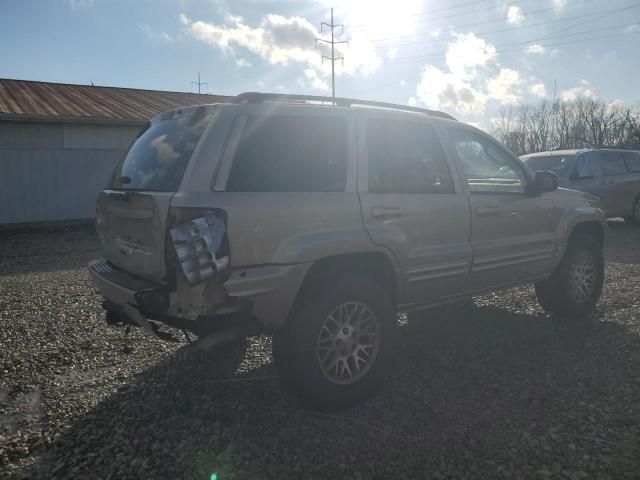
[492,98,640,155]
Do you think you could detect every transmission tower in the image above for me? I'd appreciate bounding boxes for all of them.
[191,72,207,94]
[315,8,349,101]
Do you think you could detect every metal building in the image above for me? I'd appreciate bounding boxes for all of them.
[0,79,229,226]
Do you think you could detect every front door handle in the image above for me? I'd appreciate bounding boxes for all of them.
[476,206,499,216]
[372,207,403,219]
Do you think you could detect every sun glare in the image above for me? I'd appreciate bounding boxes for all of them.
[339,0,422,37]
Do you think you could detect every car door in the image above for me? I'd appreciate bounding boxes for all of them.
[358,113,472,306]
[445,126,560,291]
[597,151,631,217]
[567,151,603,199]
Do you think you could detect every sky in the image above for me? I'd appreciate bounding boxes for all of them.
[1,0,639,129]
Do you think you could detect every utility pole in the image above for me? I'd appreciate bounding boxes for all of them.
[315,8,348,101]
[553,78,558,105]
[191,72,207,94]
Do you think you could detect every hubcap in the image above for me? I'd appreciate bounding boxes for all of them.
[568,249,597,303]
[316,301,380,385]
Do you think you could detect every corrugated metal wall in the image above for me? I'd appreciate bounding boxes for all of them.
[0,121,141,225]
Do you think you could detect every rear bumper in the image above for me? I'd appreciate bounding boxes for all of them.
[89,259,165,332]
[89,258,311,332]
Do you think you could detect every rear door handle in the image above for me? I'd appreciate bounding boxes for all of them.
[372,207,403,219]
[476,206,499,216]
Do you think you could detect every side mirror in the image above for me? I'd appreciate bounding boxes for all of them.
[534,170,558,193]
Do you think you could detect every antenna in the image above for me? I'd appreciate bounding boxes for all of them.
[315,8,349,102]
[191,72,207,94]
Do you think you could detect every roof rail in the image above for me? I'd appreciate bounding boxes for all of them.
[231,92,456,121]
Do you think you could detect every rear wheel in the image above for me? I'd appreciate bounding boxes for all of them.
[623,195,640,225]
[535,233,604,319]
[273,275,395,410]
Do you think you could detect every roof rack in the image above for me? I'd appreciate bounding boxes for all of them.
[231,92,456,121]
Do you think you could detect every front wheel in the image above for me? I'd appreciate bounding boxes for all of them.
[535,233,604,319]
[273,275,395,410]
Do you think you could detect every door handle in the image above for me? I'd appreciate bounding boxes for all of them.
[476,206,499,216]
[372,207,403,219]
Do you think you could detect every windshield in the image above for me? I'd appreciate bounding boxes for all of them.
[522,154,575,177]
[113,110,211,191]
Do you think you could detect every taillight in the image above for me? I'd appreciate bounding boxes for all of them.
[166,208,229,286]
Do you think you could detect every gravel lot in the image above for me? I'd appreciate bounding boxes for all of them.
[1,222,639,479]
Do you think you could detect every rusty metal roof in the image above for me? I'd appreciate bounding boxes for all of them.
[0,78,231,125]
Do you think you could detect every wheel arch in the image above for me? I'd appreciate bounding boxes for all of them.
[286,251,400,325]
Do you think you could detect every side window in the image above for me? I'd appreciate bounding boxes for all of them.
[226,115,348,192]
[448,129,525,194]
[574,153,598,179]
[624,152,640,172]
[367,117,454,194]
[601,152,628,176]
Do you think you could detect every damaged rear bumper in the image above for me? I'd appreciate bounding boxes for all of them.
[88,258,311,338]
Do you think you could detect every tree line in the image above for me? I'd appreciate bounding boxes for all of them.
[491,99,640,156]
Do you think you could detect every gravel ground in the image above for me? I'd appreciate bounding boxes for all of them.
[1,222,639,479]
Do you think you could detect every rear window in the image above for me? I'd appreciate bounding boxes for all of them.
[522,154,575,176]
[226,115,348,192]
[113,109,211,191]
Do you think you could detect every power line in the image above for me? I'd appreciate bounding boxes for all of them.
[372,4,640,50]
[316,8,349,101]
[191,72,207,94]
[350,0,593,40]
[382,27,640,65]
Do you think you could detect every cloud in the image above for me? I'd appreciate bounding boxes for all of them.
[445,32,496,80]
[507,6,525,25]
[180,12,380,77]
[553,0,567,8]
[560,81,598,101]
[304,68,330,91]
[417,65,487,116]
[487,68,523,105]
[529,83,547,97]
[623,24,639,33]
[407,97,417,106]
[526,44,546,55]
[413,32,547,117]
[65,0,93,9]
[235,58,251,67]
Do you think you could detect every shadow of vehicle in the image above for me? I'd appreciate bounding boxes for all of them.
[11,299,640,480]
[605,219,640,265]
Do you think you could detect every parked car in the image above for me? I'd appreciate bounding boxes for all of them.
[521,148,640,224]
[89,93,606,410]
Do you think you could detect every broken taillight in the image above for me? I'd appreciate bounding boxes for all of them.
[168,211,229,285]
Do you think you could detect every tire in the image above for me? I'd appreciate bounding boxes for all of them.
[623,195,640,225]
[272,275,395,410]
[535,233,604,319]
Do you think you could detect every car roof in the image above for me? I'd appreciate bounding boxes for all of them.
[150,92,458,125]
[522,148,640,158]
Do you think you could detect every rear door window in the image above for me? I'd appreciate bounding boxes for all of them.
[601,152,628,176]
[114,109,211,191]
[367,117,454,194]
[226,115,348,192]
[574,153,599,179]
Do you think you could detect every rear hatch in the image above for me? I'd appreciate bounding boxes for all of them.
[96,107,212,283]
